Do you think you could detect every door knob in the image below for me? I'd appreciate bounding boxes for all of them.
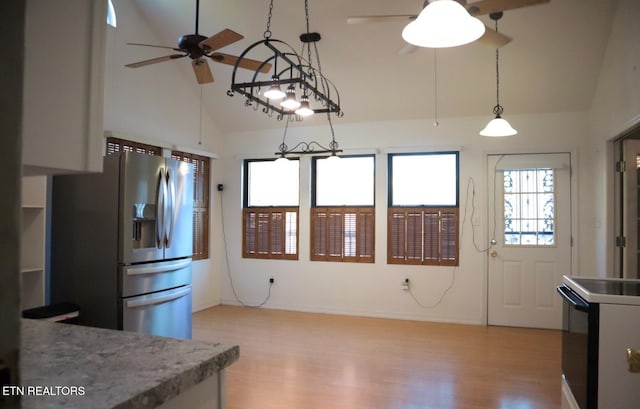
[490,250,498,257]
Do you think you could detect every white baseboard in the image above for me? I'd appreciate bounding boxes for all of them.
[219,298,482,326]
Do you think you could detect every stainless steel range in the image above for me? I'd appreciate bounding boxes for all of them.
[557,276,640,409]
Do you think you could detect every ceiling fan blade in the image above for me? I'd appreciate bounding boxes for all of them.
[125,54,186,68]
[192,59,214,84]
[347,15,416,24]
[478,25,512,48]
[127,42,183,52]
[209,53,272,74]
[464,0,550,16]
[199,28,243,52]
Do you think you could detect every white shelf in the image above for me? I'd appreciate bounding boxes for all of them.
[20,175,47,310]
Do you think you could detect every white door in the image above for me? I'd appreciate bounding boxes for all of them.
[487,153,572,329]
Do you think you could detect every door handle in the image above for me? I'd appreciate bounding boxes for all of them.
[125,258,192,276]
[125,287,191,308]
[156,168,166,248]
[165,167,176,248]
[490,250,498,257]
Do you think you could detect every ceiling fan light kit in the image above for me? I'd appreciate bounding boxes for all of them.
[401,0,485,48]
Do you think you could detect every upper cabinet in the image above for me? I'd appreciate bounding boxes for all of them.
[22,0,107,175]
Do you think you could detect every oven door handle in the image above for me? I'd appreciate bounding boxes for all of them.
[556,285,589,312]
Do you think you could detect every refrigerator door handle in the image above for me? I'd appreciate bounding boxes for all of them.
[125,286,191,308]
[166,167,176,248]
[124,258,192,276]
[156,167,166,248]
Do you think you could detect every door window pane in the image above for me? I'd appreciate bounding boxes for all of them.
[503,169,555,246]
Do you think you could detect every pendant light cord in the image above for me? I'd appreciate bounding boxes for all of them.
[495,17,500,109]
[434,49,439,127]
[492,14,503,117]
[198,86,203,145]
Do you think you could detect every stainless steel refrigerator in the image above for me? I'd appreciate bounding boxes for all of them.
[51,152,194,339]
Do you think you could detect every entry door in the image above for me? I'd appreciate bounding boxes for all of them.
[487,153,571,329]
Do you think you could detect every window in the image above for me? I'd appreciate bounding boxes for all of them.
[388,152,459,266]
[105,137,210,260]
[171,151,211,260]
[503,168,555,246]
[107,0,117,28]
[243,159,299,259]
[311,155,375,262]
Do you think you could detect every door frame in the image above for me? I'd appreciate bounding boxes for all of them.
[482,150,579,326]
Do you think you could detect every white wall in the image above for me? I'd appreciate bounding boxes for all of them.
[588,0,640,277]
[219,112,590,324]
[103,0,225,311]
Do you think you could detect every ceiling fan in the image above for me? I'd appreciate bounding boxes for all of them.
[125,0,271,84]
[347,0,550,51]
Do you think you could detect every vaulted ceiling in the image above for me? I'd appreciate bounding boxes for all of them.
[127,0,618,133]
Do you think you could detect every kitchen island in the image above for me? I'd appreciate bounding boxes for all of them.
[17,319,239,409]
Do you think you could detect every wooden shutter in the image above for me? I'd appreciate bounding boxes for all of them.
[387,208,459,266]
[311,209,328,260]
[311,207,374,263]
[388,211,406,263]
[243,208,298,260]
[440,208,459,266]
[171,151,210,260]
[423,210,440,265]
[355,209,375,263]
[106,137,162,156]
[243,210,257,256]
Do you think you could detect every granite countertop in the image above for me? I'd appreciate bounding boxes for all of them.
[17,319,239,409]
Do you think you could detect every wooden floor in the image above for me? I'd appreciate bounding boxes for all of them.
[192,306,561,409]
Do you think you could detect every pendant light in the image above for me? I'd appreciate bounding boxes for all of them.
[295,94,314,117]
[480,12,517,137]
[280,85,301,110]
[402,0,485,48]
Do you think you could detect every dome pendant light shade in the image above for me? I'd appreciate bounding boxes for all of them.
[402,0,485,48]
[480,115,518,137]
[264,79,286,100]
[280,86,301,110]
[295,95,314,117]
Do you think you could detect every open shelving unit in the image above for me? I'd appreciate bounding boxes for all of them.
[21,175,48,310]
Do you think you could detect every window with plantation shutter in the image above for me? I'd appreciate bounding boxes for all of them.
[387,208,459,266]
[243,159,299,260]
[171,151,210,260]
[311,155,375,263]
[311,207,374,262]
[388,152,459,266]
[243,208,298,259]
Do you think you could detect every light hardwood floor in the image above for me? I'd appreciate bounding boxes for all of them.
[192,306,561,409]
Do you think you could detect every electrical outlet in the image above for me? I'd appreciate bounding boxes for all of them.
[269,277,275,284]
[402,278,410,291]
[217,184,224,191]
